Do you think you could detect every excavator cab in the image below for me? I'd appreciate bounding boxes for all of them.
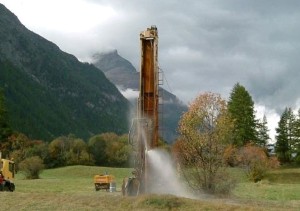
[0,155,15,192]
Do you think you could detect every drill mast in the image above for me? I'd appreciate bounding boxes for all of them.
[127,26,159,195]
[139,25,159,149]
[138,26,159,193]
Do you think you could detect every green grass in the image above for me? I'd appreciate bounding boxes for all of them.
[16,165,132,193]
[1,166,299,210]
[232,167,300,207]
[267,168,300,184]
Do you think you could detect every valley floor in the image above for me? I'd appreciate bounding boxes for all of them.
[1,166,299,211]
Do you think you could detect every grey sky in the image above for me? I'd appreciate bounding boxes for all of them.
[1,0,300,140]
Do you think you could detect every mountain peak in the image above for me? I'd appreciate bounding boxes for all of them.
[92,50,136,74]
[93,49,118,60]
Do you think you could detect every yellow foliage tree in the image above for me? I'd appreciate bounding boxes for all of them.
[176,92,234,194]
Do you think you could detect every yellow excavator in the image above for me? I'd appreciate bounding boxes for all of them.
[0,152,15,192]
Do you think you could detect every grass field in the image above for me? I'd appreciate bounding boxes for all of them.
[1,166,299,210]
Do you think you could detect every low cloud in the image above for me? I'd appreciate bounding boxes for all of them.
[119,88,139,100]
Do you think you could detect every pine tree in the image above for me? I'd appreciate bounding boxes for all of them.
[0,89,11,143]
[275,108,295,163]
[256,115,270,147]
[227,83,258,146]
[293,109,300,162]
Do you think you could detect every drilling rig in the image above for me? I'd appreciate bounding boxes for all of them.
[122,26,160,196]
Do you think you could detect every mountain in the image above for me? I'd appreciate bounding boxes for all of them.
[93,50,139,89]
[92,50,187,143]
[0,4,130,141]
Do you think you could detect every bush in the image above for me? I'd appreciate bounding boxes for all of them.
[213,172,236,195]
[223,145,238,167]
[237,144,279,182]
[18,156,45,179]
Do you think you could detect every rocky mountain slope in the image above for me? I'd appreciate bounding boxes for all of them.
[93,50,187,143]
[0,4,130,140]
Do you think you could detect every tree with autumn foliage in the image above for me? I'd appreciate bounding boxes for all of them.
[88,133,132,167]
[18,156,45,179]
[237,143,280,182]
[175,92,235,194]
[48,134,91,167]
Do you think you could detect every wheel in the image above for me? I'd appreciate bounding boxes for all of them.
[122,177,140,196]
[9,183,15,192]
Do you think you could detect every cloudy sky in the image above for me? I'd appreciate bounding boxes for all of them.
[1,0,300,141]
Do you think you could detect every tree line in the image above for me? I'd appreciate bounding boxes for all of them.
[1,82,299,185]
[172,83,281,194]
[220,82,300,165]
[1,132,132,170]
[0,88,133,170]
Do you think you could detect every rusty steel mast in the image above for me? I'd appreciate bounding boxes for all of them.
[126,26,160,195]
[139,25,159,149]
[138,25,159,193]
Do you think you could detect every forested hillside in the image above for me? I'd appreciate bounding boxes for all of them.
[0,4,130,140]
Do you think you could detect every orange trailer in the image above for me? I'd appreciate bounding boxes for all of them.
[94,174,116,192]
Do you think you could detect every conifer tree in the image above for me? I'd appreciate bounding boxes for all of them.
[293,109,300,162]
[275,107,295,163]
[0,89,11,143]
[256,115,270,147]
[227,83,258,146]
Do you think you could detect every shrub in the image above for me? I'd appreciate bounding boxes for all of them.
[212,171,236,195]
[223,145,238,167]
[18,156,45,179]
[237,144,279,182]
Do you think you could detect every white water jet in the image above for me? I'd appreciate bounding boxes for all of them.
[146,149,195,198]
